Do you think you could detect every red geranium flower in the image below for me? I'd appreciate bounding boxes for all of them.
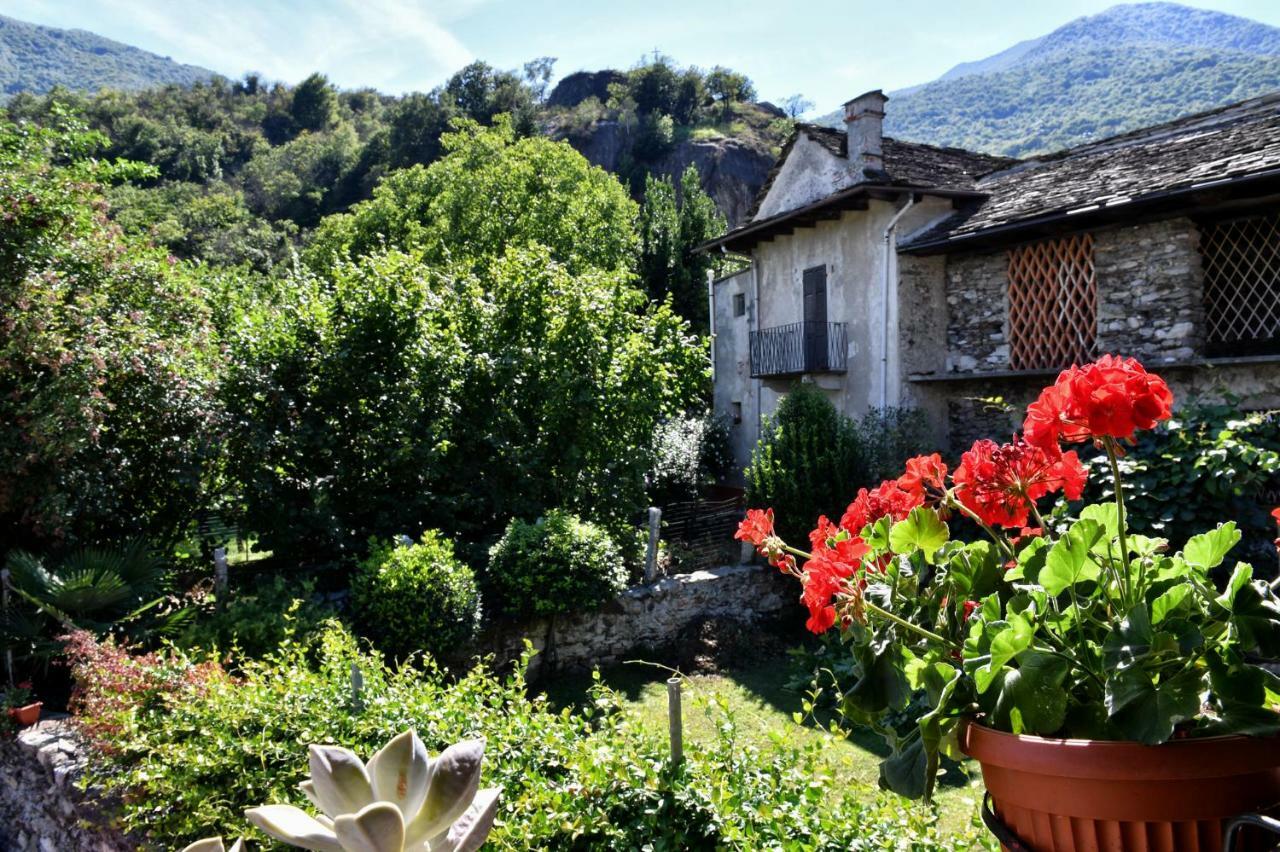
[840,479,920,533]
[736,508,775,547]
[962,599,979,621]
[952,437,1087,529]
[897,453,948,506]
[1024,355,1173,451]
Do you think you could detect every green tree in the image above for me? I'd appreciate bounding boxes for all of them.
[745,385,866,544]
[305,117,639,275]
[290,72,339,132]
[637,165,727,330]
[223,247,705,561]
[0,111,224,552]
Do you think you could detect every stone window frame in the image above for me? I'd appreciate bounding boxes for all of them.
[1198,209,1280,357]
[1006,233,1098,370]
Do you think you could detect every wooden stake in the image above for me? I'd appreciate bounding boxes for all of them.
[644,507,662,583]
[667,676,683,766]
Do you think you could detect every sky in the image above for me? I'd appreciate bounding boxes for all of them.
[8,0,1280,113]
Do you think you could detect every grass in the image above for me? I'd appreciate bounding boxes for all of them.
[542,651,990,844]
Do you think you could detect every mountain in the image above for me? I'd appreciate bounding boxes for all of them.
[823,2,1280,157]
[0,14,216,97]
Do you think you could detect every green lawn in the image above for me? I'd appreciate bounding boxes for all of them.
[542,653,992,845]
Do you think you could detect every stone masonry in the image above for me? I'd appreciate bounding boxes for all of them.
[471,563,795,680]
[0,717,135,852]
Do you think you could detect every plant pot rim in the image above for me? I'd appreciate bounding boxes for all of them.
[10,701,42,712]
[960,716,1280,781]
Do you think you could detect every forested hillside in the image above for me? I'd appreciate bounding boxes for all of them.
[5,56,779,287]
[0,13,215,96]
[824,2,1280,157]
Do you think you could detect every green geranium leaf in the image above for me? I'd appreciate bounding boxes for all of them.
[1183,523,1240,572]
[878,729,928,800]
[1079,503,1119,543]
[844,640,912,717]
[1004,649,1069,736]
[1215,562,1252,611]
[972,613,1034,694]
[1041,519,1102,596]
[1009,537,1048,585]
[1228,579,1280,658]
[1151,585,1190,624]
[1102,605,1153,671]
[890,507,949,565]
[1105,666,1202,744]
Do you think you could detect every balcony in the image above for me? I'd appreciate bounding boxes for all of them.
[749,321,848,378]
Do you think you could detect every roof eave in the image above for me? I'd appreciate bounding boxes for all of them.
[902,166,1280,255]
[696,184,987,255]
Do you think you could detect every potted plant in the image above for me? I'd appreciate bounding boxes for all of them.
[738,355,1280,852]
[4,681,41,729]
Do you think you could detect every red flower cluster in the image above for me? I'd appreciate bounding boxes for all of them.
[840,480,917,533]
[1024,355,1173,452]
[802,522,869,634]
[952,437,1087,528]
[734,508,795,572]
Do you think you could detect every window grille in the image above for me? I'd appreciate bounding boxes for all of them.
[1007,234,1097,370]
[1199,212,1280,356]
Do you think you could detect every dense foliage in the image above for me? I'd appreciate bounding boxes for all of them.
[174,575,332,664]
[647,413,733,505]
[746,387,929,545]
[65,622,982,849]
[1087,399,1280,569]
[740,356,1280,803]
[352,533,481,661]
[305,117,639,275]
[636,165,727,329]
[0,112,223,552]
[485,511,629,619]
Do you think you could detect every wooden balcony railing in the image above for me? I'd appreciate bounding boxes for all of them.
[749,321,848,378]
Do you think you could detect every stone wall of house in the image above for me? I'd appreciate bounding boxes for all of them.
[0,718,136,852]
[1093,218,1204,362]
[471,563,795,680]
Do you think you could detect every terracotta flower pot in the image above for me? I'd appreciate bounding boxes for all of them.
[960,719,1280,852]
[7,701,41,729]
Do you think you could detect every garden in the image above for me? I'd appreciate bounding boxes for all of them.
[7,98,1280,852]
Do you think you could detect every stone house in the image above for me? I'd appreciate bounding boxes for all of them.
[703,89,1280,477]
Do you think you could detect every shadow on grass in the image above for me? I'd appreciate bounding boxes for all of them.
[536,642,973,793]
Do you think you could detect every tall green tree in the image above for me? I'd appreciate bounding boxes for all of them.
[637,165,727,330]
[290,72,339,132]
[305,117,639,275]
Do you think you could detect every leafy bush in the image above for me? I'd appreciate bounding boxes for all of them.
[648,412,733,505]
[486,511,628,619]
[174,574,332,662]
[1086,398,1280,569]
[0,112,224,552]
[69,622,982,849]
[857,406,932,483]
[745,385,867,544]
[351,532,481,661]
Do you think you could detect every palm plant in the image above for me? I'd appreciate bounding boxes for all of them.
[1,540,187,665]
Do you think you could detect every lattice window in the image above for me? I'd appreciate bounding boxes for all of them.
[1007,234,1097,370]
[1200,212,1280,356]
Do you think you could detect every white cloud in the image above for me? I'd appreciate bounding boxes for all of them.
[6,0,482,93]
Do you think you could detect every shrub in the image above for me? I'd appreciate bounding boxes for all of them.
[70,622,982,849]
[857,406,932,482]
[647,412,733,505]
[1087,398,1280,569]
[351,532,481,660]
[486,510,628,618]
[174,574,332,662]
[745,385,866,544]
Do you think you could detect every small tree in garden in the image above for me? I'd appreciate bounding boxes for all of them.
[746,385,867,545]
[739,355,1280,801]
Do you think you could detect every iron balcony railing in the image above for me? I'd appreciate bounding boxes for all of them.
[749,321,848,378]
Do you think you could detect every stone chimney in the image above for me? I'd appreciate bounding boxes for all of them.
[844,90,887,177]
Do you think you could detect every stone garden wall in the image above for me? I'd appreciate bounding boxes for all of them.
[0,717,136,852]
[469,562,795,679]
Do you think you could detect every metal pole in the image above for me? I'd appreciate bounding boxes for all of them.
[350,662,364,713]
[644,507,662,583]
[666,676,683,765]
